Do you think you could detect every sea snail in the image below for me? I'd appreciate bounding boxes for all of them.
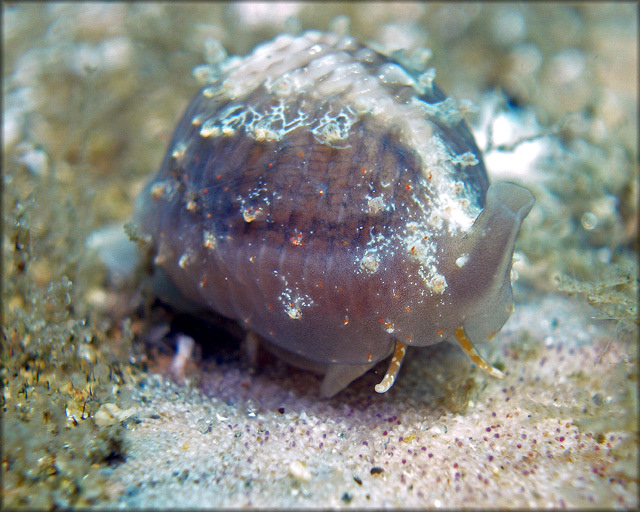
[133,30,534,397]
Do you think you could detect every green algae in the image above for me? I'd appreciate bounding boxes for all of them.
[1,181,142,506]
[556,264,638,336]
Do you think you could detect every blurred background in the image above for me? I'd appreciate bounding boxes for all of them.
[2,3,637,508]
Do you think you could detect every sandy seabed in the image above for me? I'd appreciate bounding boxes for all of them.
[3,3,637,509]
[100,292,637,508]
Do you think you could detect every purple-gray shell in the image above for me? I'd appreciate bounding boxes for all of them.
[133,30,534,397]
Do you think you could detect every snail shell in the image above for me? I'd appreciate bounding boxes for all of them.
[134,30,534,397]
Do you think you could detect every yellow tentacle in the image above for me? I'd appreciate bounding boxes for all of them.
[454,325,505,378]
[375,341,407,393]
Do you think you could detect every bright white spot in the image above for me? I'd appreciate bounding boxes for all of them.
[169,334,195,378]
[377,62,416,87]
[473,91,551,183]
[178,251,194,269]
[427,273,447,294]
[16,146,48,175]
[367,196,385,214]
[285,305,302,319]
[203,230,216,250]
[242,207,260,222]
[99,37,132,71]
[360,252,380,273]
[289,460,312,482]
[549,47,585,85]
[232,2,302,28]
[171,141,187,162]
[378,21,428,54]
[86,224,139,282]
[200,119,220,137]
[455,254,469,268]
[3,107,23,150]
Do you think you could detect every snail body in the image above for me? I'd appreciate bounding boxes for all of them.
[134,30,534,397]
